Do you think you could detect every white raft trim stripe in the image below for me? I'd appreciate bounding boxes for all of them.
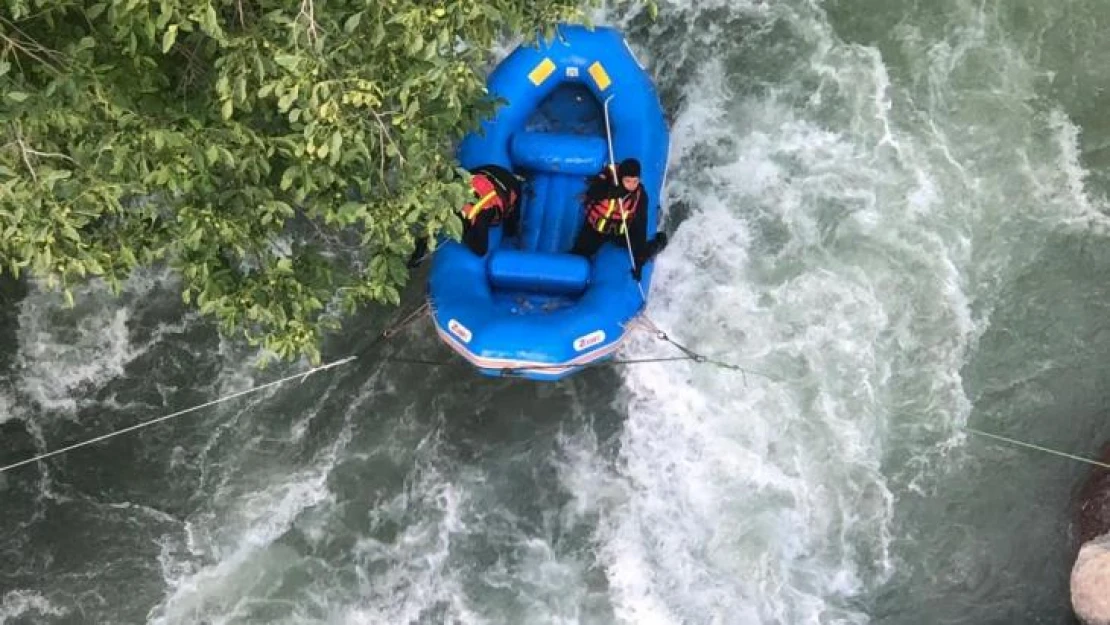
[434,322,629,376]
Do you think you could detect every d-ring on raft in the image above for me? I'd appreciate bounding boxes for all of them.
[426,24,670,381]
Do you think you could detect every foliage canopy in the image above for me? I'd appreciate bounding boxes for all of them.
[0,0,596,362]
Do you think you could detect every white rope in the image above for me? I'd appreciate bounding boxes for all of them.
[966,426,1110,470]
[600,94,648,303]
[0,355,358,474]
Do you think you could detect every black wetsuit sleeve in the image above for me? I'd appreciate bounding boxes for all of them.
[407,235,429,268]
[462,209,497,256]
[630,191,650,265]
[585,165,621,202]
[571,224,604,257]
[585,180,616,202]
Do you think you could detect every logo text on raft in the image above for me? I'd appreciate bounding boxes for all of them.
[448,319,472,344]
[573,330,605,352]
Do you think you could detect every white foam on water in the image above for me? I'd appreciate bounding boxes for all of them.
[573,2,1015,622]
[1038,109,1110,236]
[14,269,181,415]
[594,119,902,625]
[332,411,606,625]
[150,461,339,624]
[573,0,1110,621]
[148,362,354,625]
[0,391,17,425]
[6,1,1105,623]
[340,453,470,625]
[17,304,131,414]
[0,590,67,624]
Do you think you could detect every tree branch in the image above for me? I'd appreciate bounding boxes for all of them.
[368,108,404,167]
[25,147,76,164]
[297,0,319,45]
[0,32,57,73]
[0,16,65,73]
[175,42,209,96]
[12,127,38,182]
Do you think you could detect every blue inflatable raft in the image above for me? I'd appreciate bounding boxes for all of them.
[427,24,670,380]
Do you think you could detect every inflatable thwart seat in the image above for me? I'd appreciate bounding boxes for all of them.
[426,24,670,380]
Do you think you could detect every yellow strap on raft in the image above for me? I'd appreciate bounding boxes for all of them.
[588,61,611,91]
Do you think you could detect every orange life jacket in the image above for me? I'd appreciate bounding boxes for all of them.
[461,171,517,226]
[586,187,642,236]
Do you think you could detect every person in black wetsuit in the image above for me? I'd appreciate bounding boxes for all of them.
[407,164,522,266]
[570,158,667,280]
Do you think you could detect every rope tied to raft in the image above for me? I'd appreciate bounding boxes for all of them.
[0,303,431,475]
[965,427,1110,471]
[0,304,769,473]
[383,312,780,382]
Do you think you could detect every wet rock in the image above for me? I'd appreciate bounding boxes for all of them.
[1072,442,1110,625]
[1073,533,1110,625]
[1076,442,1110,544]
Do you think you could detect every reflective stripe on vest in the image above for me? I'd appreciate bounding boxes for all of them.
[587,188,640,235]
[460,174,505,225]
[464,190,498,221]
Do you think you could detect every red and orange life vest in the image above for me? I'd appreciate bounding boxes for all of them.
[586,187,642,236]
[461,171,517,226]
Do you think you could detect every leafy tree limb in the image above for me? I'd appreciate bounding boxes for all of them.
[1,0,614,363]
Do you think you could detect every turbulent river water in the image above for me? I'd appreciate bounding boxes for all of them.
[4,1,1110,623]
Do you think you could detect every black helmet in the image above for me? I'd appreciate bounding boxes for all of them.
[617,158,641,178]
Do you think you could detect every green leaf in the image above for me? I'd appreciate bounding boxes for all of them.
[383,285,400,305]
[200,4,220,38]
[274,54,299,71]
[277,90,297,112]
[280,167,297,191]
[329,131,342,158]
[344,12,361,33]
[387,256,407,284]
[0,0,598,365]
[162,24,178,53]
[234,76,247,103]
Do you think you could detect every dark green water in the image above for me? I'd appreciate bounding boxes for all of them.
[3,1,1110,623]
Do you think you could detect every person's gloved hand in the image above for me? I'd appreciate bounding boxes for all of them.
[650,232,668,256]
[406,237,429,268]
[406,251,426,269]
[630,233,670,282]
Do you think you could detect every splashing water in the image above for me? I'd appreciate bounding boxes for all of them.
[3,1,1110,623]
